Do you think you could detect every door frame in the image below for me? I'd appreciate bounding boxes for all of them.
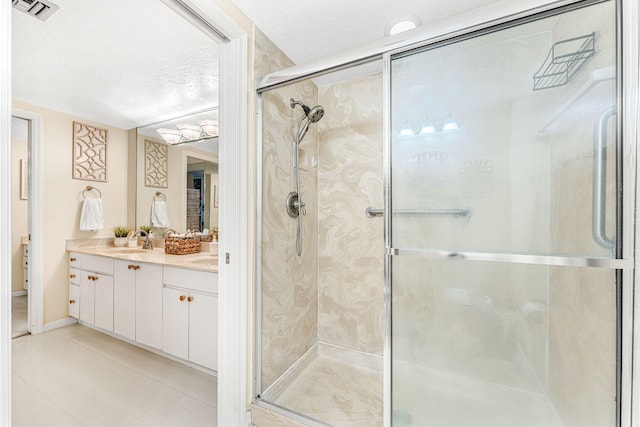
[0,2,11,424]
[12,108,44,337]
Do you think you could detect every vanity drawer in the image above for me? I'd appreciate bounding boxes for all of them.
[69,252,83,268]
[69,268,81,285]
[82,254,114,275]
[163,266,218,294]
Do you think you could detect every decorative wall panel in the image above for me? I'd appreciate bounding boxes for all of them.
[72,121,108,182]
[144,139,168,188]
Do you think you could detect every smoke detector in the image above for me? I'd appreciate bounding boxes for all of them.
[12,0,59,22]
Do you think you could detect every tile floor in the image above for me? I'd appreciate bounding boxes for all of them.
[11,324,217,426]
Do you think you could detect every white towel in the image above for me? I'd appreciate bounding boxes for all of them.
[80,198,104,231]
[151,200,171,228]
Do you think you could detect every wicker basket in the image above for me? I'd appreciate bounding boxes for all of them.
[199,234,214,243]
[164,232,201,255]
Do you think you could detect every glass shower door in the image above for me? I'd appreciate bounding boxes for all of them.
[389,1,626,426]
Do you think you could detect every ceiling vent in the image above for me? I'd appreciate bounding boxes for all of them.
[12,0,59,22]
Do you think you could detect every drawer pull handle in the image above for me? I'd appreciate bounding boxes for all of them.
[187,296,194,302]
[69,299,76,304]
[133,265,140,271]
[70,257,77,262]
[179,295,186,301]
[70,274,76,279]
[128,265,133,270]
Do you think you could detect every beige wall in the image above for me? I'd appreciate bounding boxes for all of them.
[13,100,130,324]
[11,130,28,293]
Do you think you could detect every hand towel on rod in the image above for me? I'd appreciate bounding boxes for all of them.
[80,198,104,231]
[151,200,171,228]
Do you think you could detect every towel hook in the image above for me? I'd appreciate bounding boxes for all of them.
[82,186,102,199]
[154,191,166,201]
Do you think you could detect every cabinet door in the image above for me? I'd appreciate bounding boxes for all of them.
[163,287,189,360]
[94,273,114,332]
[79,273,95,325]
[113,260,136,340]
[68,284,80,319]
[135,263,163,349]
[188,292,218,371]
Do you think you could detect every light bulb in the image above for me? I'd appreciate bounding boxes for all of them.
[398,122,415,138]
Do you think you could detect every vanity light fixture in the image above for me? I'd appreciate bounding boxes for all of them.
[441,115,460,132]
[398,122,415,138]
[419,118,437,135]
[398,115,460,139]
[176,123,204,140]
[157,128,184,145]
[198,120,219,137]
[157,120,219,145]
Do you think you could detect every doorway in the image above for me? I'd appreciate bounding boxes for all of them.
[10,116,28,339]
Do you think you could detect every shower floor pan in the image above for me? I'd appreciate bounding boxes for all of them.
[262,344,565,427]
[262,343,384,427]
[393,360,565,427]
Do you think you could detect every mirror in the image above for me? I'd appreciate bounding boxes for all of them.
[135,110,219,234]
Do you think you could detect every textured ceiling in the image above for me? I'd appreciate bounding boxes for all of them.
[230,0,502,66]
[12,0,220,129]
[12,0,550,132]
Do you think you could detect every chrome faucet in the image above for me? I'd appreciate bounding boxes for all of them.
[134,230,153,250]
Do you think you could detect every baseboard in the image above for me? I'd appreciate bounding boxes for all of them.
[12,290,27,297]
[43,317,78,332]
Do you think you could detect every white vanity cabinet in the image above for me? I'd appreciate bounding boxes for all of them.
[113,259,163,348]
[69,252,114,331]
[163,267,218,371]
[67,247,218,373]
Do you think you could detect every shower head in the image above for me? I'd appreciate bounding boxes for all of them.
[290,98,325,123]
[307,105,325,123]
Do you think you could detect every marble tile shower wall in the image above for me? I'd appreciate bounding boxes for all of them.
[257,29,320,390]
[317,74,384,356]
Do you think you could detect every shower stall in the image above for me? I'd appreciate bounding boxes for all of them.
[255,0,638,426]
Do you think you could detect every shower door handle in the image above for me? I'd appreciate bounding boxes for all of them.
[592,107,616,250]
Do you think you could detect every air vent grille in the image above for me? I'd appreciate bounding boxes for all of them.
[12,0,59,22]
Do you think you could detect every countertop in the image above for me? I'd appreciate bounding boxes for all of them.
[66,239,218,272]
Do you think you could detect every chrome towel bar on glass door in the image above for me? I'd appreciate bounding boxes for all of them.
[365,207,472,218]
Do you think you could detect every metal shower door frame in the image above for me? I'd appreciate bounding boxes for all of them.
[381,0,639,426]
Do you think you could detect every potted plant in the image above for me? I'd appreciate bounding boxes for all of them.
[140,225,153,237]
[112,226,130,247]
